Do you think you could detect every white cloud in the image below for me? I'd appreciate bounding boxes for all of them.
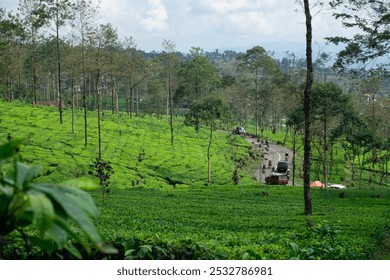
[200,0,279,13]
[204,0,252,14]
[228,12,271,34]
[184,0,304,41]
[0,0,361,52]
[140,0,169,32]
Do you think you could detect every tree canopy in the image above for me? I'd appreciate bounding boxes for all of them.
[327,0,390,71]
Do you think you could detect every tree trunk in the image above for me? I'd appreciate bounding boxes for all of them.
[255,68,259,139]
[166,79,169,121]
[71,71,75,136]
[303,0,313,215]
[352,153,356,181]
[292,129,297,186]
[32,32,37,105]
[80,27,88,146]
[386,150,389,182]
[56,21,63,124]
[115,86,119,114]
[207,125,213,182]
[323,116,328,189]
[111,77,115,114]
[129,75,147,118]
[98,88,102,160]
[136,87,140,117]
[129,87,133,118]
[94,41,103,160]
[126,83,130,115]
[357,149,365,188]
[168,70,174,145]
[329,141,334,175]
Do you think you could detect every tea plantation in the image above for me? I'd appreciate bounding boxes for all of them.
[1,101,390,259]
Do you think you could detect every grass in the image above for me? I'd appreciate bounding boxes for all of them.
[90,185,390,259]
[1,100,390,259]
[0,100,254,188]
[94,185,390,240]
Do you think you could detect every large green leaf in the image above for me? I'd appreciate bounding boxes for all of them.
[7,193,30,222]
[0,140,22,162]
[59,177,99,191]
[45,216,87,258]
[36,183,99,217]
[33,184,102,244]
[0,188,12,216]
[45,217,71,246]
[28,192,55,233]
[15,162,41,190]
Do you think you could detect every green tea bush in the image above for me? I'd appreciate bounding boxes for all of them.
[286,223,365,260]
[85,222,363,260]
[0,141,115,259]
[0,101,252,189]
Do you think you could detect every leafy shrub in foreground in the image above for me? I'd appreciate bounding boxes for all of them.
[86,223,365,260]
[0,141,116,259]
[286,223,365,260]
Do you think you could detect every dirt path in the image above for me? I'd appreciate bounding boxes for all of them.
[245,136,294,185]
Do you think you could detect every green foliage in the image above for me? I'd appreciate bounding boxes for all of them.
[184,97,231,182]
[89,158,114,195]
[185,97,229,131]
[311,82,349,121]
[286,223,365,260]
[0,140,115,259]
[237,46,279,74]
[327,0,389,71]
[177,48,221,103]
[85,185,387,260]
[232,168,240,185]
[104,224,364,260]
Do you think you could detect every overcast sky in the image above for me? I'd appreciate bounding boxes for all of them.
[1,0,354,54]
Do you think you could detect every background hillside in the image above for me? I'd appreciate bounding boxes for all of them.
[0,100,255,188]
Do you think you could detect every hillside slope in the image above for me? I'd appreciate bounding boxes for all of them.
[0,101,254,188]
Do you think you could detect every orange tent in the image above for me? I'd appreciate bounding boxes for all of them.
[310,180,324,188]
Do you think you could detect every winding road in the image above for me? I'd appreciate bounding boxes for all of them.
[245,136,294,185]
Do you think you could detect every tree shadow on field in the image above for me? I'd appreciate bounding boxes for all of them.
[145,165,184,188]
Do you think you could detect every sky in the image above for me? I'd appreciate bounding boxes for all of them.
[0,0,355,56]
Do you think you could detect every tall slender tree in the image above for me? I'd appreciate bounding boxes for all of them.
[311,82,349,188]
[0,11,24,102]
[286,108,304,186]
[299,0,318,215]
[42,0,75,124]
[123,37,148,118]
[18,0,47,105]
[185,97,229,182]
[90,23,119,160]
[73,0,99,146]
[161,39,179,145]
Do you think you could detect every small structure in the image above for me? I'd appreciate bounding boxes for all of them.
[310,180,324,188]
